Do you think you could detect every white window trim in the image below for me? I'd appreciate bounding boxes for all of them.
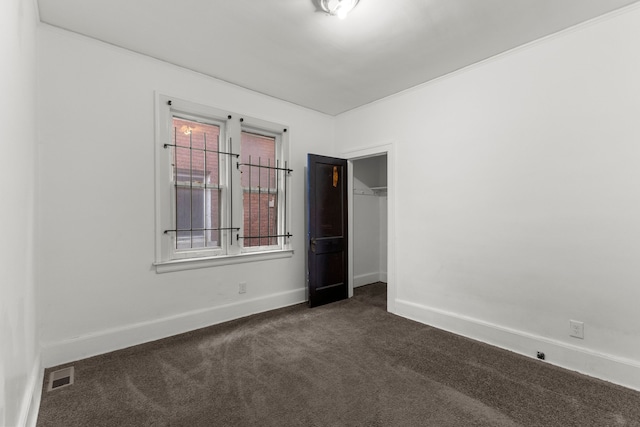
[154,93,292,273]
[154,249,294,274]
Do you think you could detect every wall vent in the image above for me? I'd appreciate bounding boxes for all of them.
[47,366,75,391]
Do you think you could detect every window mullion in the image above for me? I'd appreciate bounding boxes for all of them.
[216,133,220,247]
[203,132,207,247]
[258,156,262,246]
[249,155,252,247]
[189,130,193,249]
[276,158,279,247]
[173,126,179,251]
[227,120,243,256]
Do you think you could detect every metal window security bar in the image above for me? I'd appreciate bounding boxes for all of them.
[163,125,240,249]
[236,158,293,246]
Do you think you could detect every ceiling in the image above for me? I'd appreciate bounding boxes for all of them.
[37,0,639,115]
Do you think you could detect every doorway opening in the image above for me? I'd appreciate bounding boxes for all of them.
[351,155,387,288]
[345,144,394,313]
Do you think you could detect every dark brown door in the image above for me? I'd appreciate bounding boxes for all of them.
[307,154,348,308]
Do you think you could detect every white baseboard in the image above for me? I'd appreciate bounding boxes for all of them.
[41,288,306,368]
[25,360,44,427]
[16,356,43,427]
[395,298,640,392]
[354,272,383,288]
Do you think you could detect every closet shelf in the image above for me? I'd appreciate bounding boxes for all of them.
[354,186,387,196]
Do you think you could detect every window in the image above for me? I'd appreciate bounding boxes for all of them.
[173,117,222,251]
[155,95,292,271]
[240,130,279,248]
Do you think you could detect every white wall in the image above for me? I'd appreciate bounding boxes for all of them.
[353,192,380,286]
[37,25,335,366]
[337,5,640,390]
[0,0,40,425]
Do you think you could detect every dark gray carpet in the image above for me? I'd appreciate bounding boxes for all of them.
[37,283,640,426]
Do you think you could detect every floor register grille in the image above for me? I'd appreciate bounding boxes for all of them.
[47,366,74,391]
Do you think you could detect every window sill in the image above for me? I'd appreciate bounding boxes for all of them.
[154,249,294,274]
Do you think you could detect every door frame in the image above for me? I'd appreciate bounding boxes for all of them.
[342,142,396,314]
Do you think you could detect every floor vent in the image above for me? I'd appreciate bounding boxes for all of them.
[47,366,75,391]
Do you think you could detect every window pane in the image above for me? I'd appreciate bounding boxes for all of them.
[176,187,221,249]
[173,117,221,250]
[241,131,278,247]
[173,117,220,185]
[241,132,276,188]
[243,192,278,247]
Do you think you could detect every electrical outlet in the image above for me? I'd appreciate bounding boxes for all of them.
[570,320,584,339]
[239,282,247,294]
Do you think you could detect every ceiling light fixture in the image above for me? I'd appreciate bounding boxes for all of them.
[320,0,360,20]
